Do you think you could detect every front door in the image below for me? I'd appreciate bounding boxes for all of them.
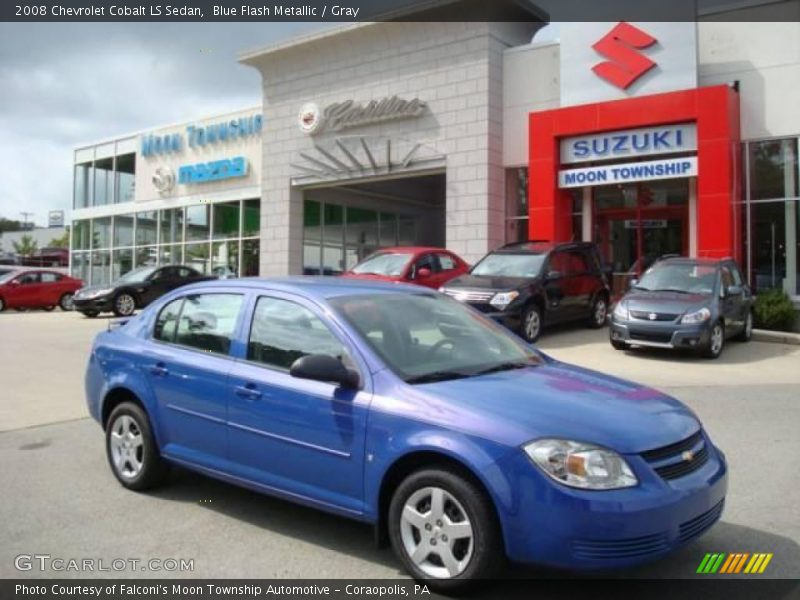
[227,293,369,515]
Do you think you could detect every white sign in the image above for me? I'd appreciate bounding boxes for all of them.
[561,123,697,164]
[47,210,64,228]
[559,22,698,107]
[559,157,698,188]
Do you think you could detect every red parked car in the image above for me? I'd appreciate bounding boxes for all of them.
[0,269,84,312]
[342,246,469,289]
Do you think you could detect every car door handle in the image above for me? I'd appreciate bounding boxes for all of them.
[149,362,169,377]
[234,383,262,400]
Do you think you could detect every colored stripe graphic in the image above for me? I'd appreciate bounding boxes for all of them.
[698,553,727,573]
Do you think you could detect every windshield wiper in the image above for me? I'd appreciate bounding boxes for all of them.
[405,370,471,384]
[648,288,693,294]
[471,361,534,376]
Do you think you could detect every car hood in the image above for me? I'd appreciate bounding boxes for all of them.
[404,361,699,454]
[623,290,711,314]
[443,273,536,292]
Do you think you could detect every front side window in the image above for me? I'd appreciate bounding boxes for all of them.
[154,298,183,342]
[16,273,40,285]
[248,297,347,370]
[173,294,243,355]
[331,292,542,383]
[472,253,545,278]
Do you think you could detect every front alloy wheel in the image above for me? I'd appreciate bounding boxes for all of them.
[388,469,502,591]
[113,293,136,317]
[702,322,725,359]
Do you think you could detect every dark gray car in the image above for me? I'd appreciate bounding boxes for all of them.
[609,257,754,359]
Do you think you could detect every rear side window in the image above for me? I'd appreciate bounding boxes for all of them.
[248,297,347,370]
[437,253,456,271]
[155,294,243,355]
[40,272,62,283]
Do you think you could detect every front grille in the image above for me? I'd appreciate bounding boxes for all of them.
[641,430,709,481]
[629,331,673,344]
[679,499,725,543]
[442,289,495,303]
[630,310,679,322]
[572,532,669,560]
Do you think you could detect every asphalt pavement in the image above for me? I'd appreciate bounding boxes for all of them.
[1,310,798,580]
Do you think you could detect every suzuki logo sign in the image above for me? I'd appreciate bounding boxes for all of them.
[592,22,657,90]
[559,23,697,106]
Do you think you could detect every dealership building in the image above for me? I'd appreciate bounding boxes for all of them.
[71,16,799,303]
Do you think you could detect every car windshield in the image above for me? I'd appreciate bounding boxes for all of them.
[117,266,157,283]
[471,253,546,278]
[635,263,717,295]
[0,270,19,283]
[351,252,413,276]
[330,292,543,384]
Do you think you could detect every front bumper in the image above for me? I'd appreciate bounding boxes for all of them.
[609,315,712,350]
[497,435,728,569]
[73,295,114,313]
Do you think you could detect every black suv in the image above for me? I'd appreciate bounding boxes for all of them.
[440,241,611,342]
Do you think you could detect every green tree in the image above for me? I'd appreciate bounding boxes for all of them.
[0,217,24,233]
[12,234,38,257]
[48,227,70,249]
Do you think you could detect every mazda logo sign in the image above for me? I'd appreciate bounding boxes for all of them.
[152,167,175,194]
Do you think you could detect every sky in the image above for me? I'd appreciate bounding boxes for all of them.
[0,20,557,228]
[0,21,329,227]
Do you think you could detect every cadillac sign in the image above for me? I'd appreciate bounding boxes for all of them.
[300,96,428,135]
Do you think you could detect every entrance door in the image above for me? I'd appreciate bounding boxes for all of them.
[592,179,690,297]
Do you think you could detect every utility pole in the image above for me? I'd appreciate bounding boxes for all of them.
[19,212,34,231]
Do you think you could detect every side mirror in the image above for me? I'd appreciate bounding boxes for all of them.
[8,280,20,287]
[546,270,563,281]
[416,267,432,279]
[726,285,743,297]
[290,354,360,389]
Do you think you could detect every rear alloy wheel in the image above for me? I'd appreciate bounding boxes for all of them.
[113,293,136,317]
[521,304,543,343]
[388,469,501,592]
[588,295,608,328]
[735,311,753,342]
[702,322,725,359]
[106,402,168,491]
[59,293,75,311]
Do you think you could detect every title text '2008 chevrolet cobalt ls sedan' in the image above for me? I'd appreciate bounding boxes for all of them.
[85,278,727,591]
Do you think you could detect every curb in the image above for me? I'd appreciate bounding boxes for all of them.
[752,329,800,346]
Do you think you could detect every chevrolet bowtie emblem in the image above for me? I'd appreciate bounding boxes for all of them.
[649,312,657,320]
[682,450,695,462]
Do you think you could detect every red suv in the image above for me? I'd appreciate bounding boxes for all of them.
[0,269,84,312]
[342,247,469,289]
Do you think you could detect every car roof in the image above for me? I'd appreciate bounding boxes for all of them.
[370,246,455,255]
[174,276,433,299]
[492,241,595,254]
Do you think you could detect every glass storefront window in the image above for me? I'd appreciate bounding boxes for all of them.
[160,208,184,244]
[115,154,136,204]
[185,242,210,273]
[505,168,529,243]
[186,205,210,241]
[112,248,134,280]
[136,211,158,246]
[749,199,799,295]
[91,217,111,249]
[379,212,397,246]
[242,239,260,277]
[113,214,134,247]
[212,240,240,277]
[304,200,322,241]
[71,219,91,250]
[213,201,240,240]
[243,199,260,237]
[93,158,114,206]
[346,207,378,264]
[159,244,181,266]
[90,250,111,285]
[71,252,89,282]
[74,163,92,209]
[398,217,417,246]
[748,139,799,201]
[136,246,157,268]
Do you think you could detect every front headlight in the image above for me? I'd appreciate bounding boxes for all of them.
[681,307,711,324]
[613,302,629,320]
[490,290,519,310]
[523,439,638,490]
[79,288,114,299]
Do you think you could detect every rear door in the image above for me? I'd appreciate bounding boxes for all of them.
[226,293,370,514]
[143,292,246,468]
[39,271,65,305]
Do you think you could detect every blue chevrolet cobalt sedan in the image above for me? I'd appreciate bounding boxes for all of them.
[85,278,727,590]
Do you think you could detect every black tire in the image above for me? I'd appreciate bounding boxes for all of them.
[112,292,137,317]
[587,294,609,329]
[735,311,753,342]
[0,297,4,312]
[59,292,75,311]
[42,305,55,312]
[82,311,99,318]
[611,338,627,351]
[105,402,169,491]
[701,321,725,359]
[388,468,502,593]
[520,303,543,343]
